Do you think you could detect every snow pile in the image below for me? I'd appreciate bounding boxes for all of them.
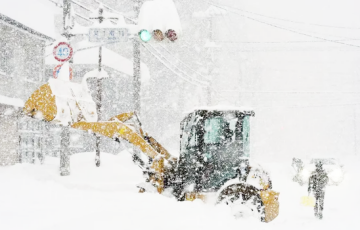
[0,152,359,229]
[138,0,182,36]
[48,69,98,125]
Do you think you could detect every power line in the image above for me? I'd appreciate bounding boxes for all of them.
[146,43,209,85]
[218,91,360,94]
[209,2,360,49]
[208,1,360,30]
[182,38,360,44]
[141,43,205,88]
[71,0,93,12]
[157,44,209,81]
[148,44,229,98]
[257,102,360,110]
[74,13,93,23]
[142,43,226,99]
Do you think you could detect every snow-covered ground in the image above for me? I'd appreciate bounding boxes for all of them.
[1,151,359,230]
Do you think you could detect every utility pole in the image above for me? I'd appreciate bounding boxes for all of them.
[90,4,105,167]
[133,0,142,115]
[60,0,72,176]
[132,0,143,164]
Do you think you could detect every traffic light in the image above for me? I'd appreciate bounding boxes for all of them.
[153,29,165,41]
[137,0,182,43]
[138,29,177,42]
[165,29,177,42]
[139,29,152,42]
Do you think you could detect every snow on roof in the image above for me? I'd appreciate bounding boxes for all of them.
[185,105,255,114]
[45,41,151,83]
[0,0,57,38]
[83,69,109,80]
[138,0,182,35]
[0,95,24,108]
[192,5,227,18]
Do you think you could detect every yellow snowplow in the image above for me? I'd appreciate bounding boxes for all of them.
[23,78,279,223]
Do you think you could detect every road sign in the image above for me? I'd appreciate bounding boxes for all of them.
[53,42,73,62]
[53,64,73,80]
[89,28,129,43]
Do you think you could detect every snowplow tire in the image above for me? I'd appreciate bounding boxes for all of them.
[217,183,266,222]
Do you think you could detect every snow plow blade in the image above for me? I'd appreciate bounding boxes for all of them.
[23,83,57,122]
[260,190,280,222]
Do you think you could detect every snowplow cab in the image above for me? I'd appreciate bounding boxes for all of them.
[178,108,255,192]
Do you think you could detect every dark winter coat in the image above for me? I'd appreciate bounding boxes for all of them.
[308,169,329,195]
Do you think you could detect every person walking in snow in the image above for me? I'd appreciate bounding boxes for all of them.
[308,161,329,219]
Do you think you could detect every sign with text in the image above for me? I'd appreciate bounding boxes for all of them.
[89,28,129,43]
[53,42,73,62]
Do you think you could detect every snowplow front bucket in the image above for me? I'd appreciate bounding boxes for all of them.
[23,79,98,125]
[23,83,57,122]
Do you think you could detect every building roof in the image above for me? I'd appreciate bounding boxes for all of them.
[0,0,57,40]
[0,13,54,42]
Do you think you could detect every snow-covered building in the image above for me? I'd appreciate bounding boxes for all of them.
[0,0,154,166]
[0,9,55,165]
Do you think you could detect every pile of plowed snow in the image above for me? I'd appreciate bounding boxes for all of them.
[0,151,358,230]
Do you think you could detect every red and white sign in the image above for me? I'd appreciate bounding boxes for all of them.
[53,64,73,80]
[53,42,73,62]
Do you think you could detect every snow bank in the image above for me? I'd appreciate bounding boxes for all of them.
[0,151,359,230]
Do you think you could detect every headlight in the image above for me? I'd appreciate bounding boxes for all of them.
[328,168,343,183]
[300,168,312,182]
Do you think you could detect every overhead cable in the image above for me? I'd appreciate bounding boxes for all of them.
[257,102,360,110]
[146,44,209,85]
[208,1,360,30]
[209,2,360,49]
[141,43,205,88]
[157,44,209,80]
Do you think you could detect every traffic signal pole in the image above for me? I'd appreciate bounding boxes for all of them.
[133,0,142,115]
[132,0,143,165]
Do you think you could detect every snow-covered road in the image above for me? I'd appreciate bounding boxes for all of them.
[0,152,359,230]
